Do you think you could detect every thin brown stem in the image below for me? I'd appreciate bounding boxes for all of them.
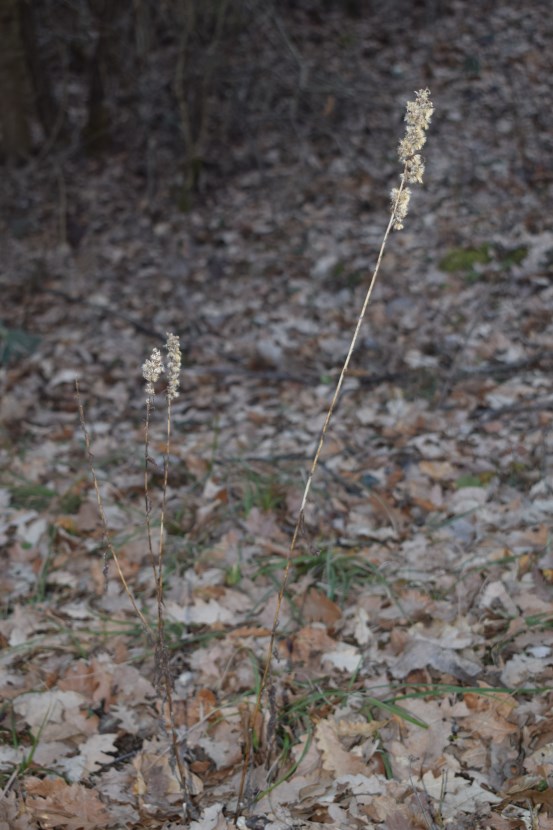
[144,397,160,584]
[153,395,195,817]
[155,397,172,661]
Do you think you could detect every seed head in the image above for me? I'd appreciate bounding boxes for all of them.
[143,348,163,398]
[165,332,181,401]
[398,126,427,163]
[392,89,433,230]
[405,88,434,131]
[404,154,425,184]
[391,187,411,231]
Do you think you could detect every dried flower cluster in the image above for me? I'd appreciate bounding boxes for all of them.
[142,333,181,400]
[142,348,163,397]
[165,332,182,401]
[391,88,434,230]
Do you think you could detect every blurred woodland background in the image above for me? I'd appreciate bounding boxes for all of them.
[0,0,454,212]
[2,0,551,236]
[1,0,444,174]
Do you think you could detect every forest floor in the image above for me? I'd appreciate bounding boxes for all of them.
[1,1,553,828]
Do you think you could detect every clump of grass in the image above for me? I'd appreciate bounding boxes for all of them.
[236,88,435,813]
[439,243,491,273]
[254,547,386,608]
[242,470,286,516]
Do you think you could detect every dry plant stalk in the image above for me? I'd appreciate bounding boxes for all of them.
[236,88,435,813]
[141,334,194,817]
[78,332,196,819]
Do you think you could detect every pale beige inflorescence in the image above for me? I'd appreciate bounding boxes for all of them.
[390,187,411,231]
[391,88,434,230]
[142,333,182,400]
[142,347,164,398]
[165,332,182,401]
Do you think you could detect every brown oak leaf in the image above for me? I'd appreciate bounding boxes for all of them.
[24,777,110,830]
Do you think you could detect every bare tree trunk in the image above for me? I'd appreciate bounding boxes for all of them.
[19,0,57,135]
[173,0,232,208]
[83,0,118,153]
[0,0,35,160]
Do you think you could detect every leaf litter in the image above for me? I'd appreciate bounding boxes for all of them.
[1,1,553,828]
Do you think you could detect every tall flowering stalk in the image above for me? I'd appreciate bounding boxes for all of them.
[236,90,434,815]
[142,333,194,818]
[80,333,191,815]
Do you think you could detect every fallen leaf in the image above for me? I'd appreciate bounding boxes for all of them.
[25,777,111,829]
[301,587,342,627]
[315,717,372,776]
[57,733,118,781]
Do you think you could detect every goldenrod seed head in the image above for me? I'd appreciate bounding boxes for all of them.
[143,347,163,397]
[398,126,427,162]
[405,154,425,184]
[405,88,434,130]
[391,187,411,231]
[398,89,433,167]
[392,89,433,228]
[165,332,181,401]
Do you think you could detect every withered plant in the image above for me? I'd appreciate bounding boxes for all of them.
[236,87,435,813]
[78,332,197,819]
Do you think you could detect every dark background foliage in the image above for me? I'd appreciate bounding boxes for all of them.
[1,1,451,193]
